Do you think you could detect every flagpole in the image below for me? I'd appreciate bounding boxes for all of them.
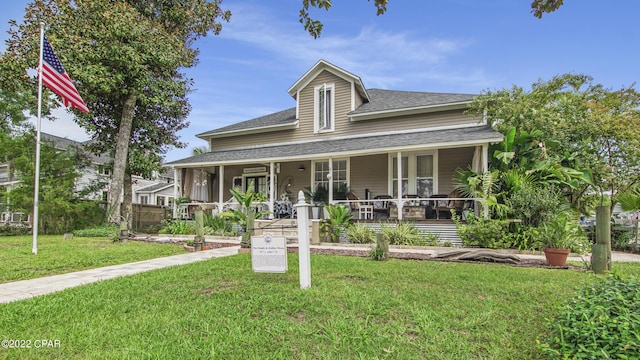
[32,22,45,255]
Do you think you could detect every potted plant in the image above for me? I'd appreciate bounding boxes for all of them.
[537,212,588,266]
[320,204,353,243]
[304,184,329,219]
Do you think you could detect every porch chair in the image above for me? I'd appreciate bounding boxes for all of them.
[345,191,374,220]
[434,189,465,220]
[373,195,392,219]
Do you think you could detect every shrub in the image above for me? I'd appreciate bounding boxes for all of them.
[452,212,512,249]
[159,220,195,235]
[0,224,31,236]
[424,232,441,246]
[73,224,119,237]
[503,223,539,251]
[381,222,423,246]
[203,214,236,236]
[320,204,353,243]
[611,228,637,252]
[538,274,640,359]
[506,185,565,227]
[368,246,386,260]
[346,223,375,244]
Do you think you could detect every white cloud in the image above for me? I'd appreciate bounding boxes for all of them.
[216,3,488,91]
[28,108,90,142]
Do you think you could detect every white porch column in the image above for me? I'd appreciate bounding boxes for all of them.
[397,151,403,220]
[172,167,180,218]
[482,144,489,218]
[481,144,489,173]
[328,158,334,204]
[218,165,225,213]
[269,162,275,219]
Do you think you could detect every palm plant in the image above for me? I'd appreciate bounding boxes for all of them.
[320,204,353,242]
[535,210,588,253]
[219,184,269,248]
[616,186,640,212]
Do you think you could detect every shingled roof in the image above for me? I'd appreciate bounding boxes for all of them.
[166,125,502,167]
[196,89,475,138]
[349,89,475,115]
[196,107,297,139]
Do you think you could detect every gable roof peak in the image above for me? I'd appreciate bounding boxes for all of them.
[287,59,369,101]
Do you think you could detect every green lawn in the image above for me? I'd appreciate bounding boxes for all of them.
[0,235,186,284]
[2,254,638,359]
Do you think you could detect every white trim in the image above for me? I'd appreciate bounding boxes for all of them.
[287,60,369,101]
[350,81,356,111]
[296,90,300,119]
[388,150,438,197]
[313,83,335,133]
[136,183,174,194]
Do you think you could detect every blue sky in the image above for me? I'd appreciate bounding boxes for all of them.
[1,1,639,162]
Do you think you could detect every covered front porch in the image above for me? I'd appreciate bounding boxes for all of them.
[168,142,491,222]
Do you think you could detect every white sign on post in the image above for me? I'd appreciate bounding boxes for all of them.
[251,234,288,273]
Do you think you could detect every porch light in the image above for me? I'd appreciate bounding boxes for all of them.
[298,164,305,171]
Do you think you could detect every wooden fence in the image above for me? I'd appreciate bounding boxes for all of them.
[132,204,171,232]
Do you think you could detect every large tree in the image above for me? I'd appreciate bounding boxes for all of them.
[3,0,230,224]
[467,74,640,211]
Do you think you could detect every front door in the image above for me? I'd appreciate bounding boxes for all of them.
[245,176,267,194]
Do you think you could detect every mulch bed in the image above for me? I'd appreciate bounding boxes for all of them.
[286,246,585,270]
[134,236,583,270]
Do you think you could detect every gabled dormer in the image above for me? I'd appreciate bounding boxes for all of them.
[287,59,369,135]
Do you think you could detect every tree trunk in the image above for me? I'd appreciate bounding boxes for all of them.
[107,93,137,224]
[122,172,133,231]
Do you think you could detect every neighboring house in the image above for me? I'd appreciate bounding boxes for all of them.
[0,133,174,224]
[132,170,175,207]
[165,60,503,220]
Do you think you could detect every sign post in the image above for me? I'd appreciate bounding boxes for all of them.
[294,190,311,288]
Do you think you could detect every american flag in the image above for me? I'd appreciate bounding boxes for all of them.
[41,36,89,113]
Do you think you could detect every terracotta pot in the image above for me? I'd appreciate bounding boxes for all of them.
[543,248,570,266]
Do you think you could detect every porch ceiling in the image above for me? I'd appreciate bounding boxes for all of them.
[165,125,503,168]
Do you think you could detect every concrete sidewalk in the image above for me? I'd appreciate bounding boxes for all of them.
[0,246,240,304]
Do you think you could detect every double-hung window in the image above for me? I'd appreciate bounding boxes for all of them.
[314,83,334,133]
[313,159,348,195]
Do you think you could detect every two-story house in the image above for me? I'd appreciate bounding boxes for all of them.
[166,60,503,221]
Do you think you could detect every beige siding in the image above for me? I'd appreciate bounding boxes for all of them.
[437,147,475,194]
[349,154,389,198]
[349,110,481,134]
[208,69,480,151]
[206,148,475,204]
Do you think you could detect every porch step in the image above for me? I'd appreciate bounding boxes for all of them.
[255,219,304,243]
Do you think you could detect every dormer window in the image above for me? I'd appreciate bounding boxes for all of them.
[314,83,334,133]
